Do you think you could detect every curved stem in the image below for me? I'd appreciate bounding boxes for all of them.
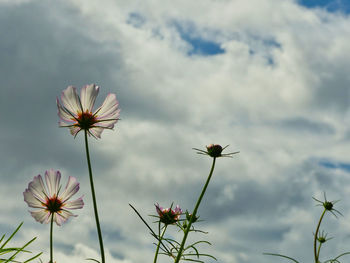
[174,157,217,263]
[50,214,54,263]
[314,209,326,263]
[154,224,167,263]
[84,130,105,263]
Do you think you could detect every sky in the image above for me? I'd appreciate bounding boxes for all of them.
[0,0,350,262]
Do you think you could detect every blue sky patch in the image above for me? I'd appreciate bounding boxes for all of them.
[127,12,146,28]
[319,160,350,172]
[298,0,350,13]
[174,23,225,56]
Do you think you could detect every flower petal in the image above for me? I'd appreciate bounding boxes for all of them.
[59,176,79,202]
[88,127,104,138]
[54,210,76,226]
[45,169,61,198]
[80,84,99,112]
[28,175,48,203]
[174,205,182,214]
[68,125,81,137]
[95,119,118,129]
[94,93,120,121]
[57,98,77,122]
[155,203,163,216]
[63,197,84,210]
[60,86,82,114]
[30,210,51,224]
[23,189,44,208]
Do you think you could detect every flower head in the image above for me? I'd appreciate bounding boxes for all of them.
[57,84,120,139]
[312,192,342,218]
[316,230,333,244]
[24,169,84,226]
[193,144,239,158]
[155,203,182,225]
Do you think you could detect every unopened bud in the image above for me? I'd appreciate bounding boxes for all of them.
[206,144,223,158]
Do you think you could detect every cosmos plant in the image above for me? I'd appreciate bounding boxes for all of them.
[24,169,83,263]
[57,84,120,263]
[131,144,239,263]
[264,193,350,263]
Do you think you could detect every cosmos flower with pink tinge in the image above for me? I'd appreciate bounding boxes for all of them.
[57,84,120,139]
[155,203,182,225]
[23,169,84,226]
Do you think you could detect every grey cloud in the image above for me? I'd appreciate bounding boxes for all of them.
[277,117,335,135]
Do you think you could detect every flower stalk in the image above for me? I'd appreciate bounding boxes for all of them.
[50,214,54,263]
[153,224,168,263]
[84,129,105,263]
[314,208,326,263]
[174,157,217,263]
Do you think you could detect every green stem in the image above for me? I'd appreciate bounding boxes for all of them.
[50,214,54,263]
[317,243,322,261]
[154,224,167,263]
[174,157,217,263]
[84,130,105,263]
[314,209,326,263]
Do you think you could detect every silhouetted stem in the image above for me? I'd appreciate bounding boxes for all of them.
[50,214,54,263]
[154,225,167,263]
[314,209,326,263]
[84,130,105,263]
[174,157,216,263]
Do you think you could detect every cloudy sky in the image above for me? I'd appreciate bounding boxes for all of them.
[1,0,350,262]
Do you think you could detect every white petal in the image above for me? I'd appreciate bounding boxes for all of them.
[59,176,79,202]
[69,126,81,137]
[30,210,50,224]
[63,197,84,210]
[80,84,99,112]
[28,175,48,203]
[23,189,44,208]
[60,86,82,114]
[54,210,75,226]
[94,93,119,119]
[45,169,61,197]
[89,127,104,138]
[57,98,77,122]
[95,119,118,129]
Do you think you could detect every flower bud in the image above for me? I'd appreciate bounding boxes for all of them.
[186,211,198,223]
[323,201,333,210]
[206,144,223,158]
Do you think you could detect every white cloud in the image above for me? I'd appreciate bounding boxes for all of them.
[1,0,350,263]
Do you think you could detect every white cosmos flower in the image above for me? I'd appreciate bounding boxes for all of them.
[57,84,120,139]
[23,169,84,226]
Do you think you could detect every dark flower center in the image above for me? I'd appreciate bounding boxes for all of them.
[159,209,180,225]
[206,144,223,157]
[45,196,63,213]
[76,111,97,129]
[323,201,333,210]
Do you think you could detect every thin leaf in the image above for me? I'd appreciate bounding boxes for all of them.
[129,204,170,254]
[1,223,23,249]
[23,252,42,263]
[324,251,350,263]
[86,258,100,263]
[182,253,217,261]
[263,253,300,263]
[5,237,37,263]
[0,235,5,245]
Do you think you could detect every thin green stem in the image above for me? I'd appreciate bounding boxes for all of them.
[174,157,217,263]
[154,225,167,263]
[317,243,322,261]
[314,209,326,263]
[84,130,105,263]
[50,214,54,263]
